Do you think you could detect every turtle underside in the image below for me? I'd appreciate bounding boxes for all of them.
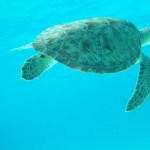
[32,18,141,73]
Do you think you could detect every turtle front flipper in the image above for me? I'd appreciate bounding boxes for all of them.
[126,53,150,111]
[22,54,57,80]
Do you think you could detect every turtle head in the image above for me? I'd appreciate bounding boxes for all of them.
[140,27,150,46]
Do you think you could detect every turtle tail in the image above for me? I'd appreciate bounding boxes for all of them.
[11,42,33,51]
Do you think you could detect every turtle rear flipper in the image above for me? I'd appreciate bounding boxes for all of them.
[22,54,56,80]
[126,53,150,111]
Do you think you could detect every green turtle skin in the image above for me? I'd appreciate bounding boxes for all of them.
[32,18,141,73]
[14,17,150,112]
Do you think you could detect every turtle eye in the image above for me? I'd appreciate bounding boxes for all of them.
[40,54,45,58]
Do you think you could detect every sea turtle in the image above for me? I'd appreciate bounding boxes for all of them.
[14,17,150,112]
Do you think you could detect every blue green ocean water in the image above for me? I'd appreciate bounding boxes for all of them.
[1,0,150,150]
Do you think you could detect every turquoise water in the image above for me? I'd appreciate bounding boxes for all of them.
[1,0,150,149]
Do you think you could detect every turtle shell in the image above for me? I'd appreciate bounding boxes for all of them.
[32,18,141,73]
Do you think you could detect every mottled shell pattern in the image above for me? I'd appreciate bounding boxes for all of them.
[32,18,141,73]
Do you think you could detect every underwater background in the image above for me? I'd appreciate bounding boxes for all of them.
[1,0,150,149]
